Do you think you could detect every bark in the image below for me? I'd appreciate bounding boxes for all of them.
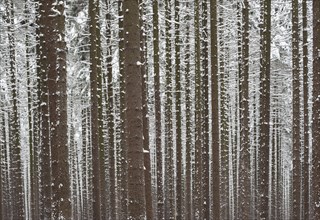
[239,0,251,219]
[88,0,101,217]
[38,0,52,218]
[259,0,271,219]
[164,0,175,218]
[123,0,146,218]
[118,0,128,218]
[194,0,202,218]
[139,2,153,219]
[211,0,220,218]
[201,0,210,219]
[292,0,301,219]
[302,0,309,218]
[47,1,71,218]
[184,14,192,220]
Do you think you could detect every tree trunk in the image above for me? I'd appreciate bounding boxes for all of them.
[259,0,271,219]
[201,0,210,219]
[302,0,310,218]
[88,0,101,217]
[123,0,146,218]
[175,0,183,218]
[194,0,202,218]
[239,0,251,218]
[152,0,164,219]
[292,0,301,219]
[38,0,52,218]
[211,0,220,218]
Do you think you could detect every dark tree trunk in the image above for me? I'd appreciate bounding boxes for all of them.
[210,0,220,219]
[292,0,301,219]
[259,0,271,219]
[123,0,146,218]
[88,0,101,218]
[239,0,251,219]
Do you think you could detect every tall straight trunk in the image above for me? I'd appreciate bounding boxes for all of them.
[218,1,229,219]
[25,1,34,218]
[175,0,183,218]
[140,3,153,217]
[88,0,101,218]
[0,112,4,220]
[184,16,192,220]
[259,0,271,219]
[0,118,2,220]
[234,3,242,218]
[201,0,210,219]
[123,0,146,218]
[210,0,220,218]
[312,0,320,218]
[118,0,128,218]
[302,0,309,219]
[81,104,89,219]
[239,0,251,218]
[105,0,116,219]
[5,1,24,218]
[152,0,163,219]
[292,0,301,219]
[38,0,52,218]
[34,2,41,217]
[193,0,203,217]
[46,1,71,218]
[164,0,175,219]
[194,0,202,218]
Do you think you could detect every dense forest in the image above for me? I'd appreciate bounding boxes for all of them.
[0,0,319,219]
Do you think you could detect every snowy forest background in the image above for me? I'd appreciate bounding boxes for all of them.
[0,0,320,219]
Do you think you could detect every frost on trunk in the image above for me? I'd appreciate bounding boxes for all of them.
[152,0,164,219]
[5,0,24,218]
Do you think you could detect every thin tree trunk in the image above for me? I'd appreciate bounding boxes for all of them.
[292,0,301,219]
[175,0,183,218]
[140,3,153,217]
[302,0,309,218]
[184,16,192,220]
[118,0,128,218]
[105,0,116,218]
[152,0,163,219]
[88,0,101,217]
[201,0,210,219]
[259,0,271,219]
[194,0,202,218]
[239,0,251,218]
[211,0,220,218]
